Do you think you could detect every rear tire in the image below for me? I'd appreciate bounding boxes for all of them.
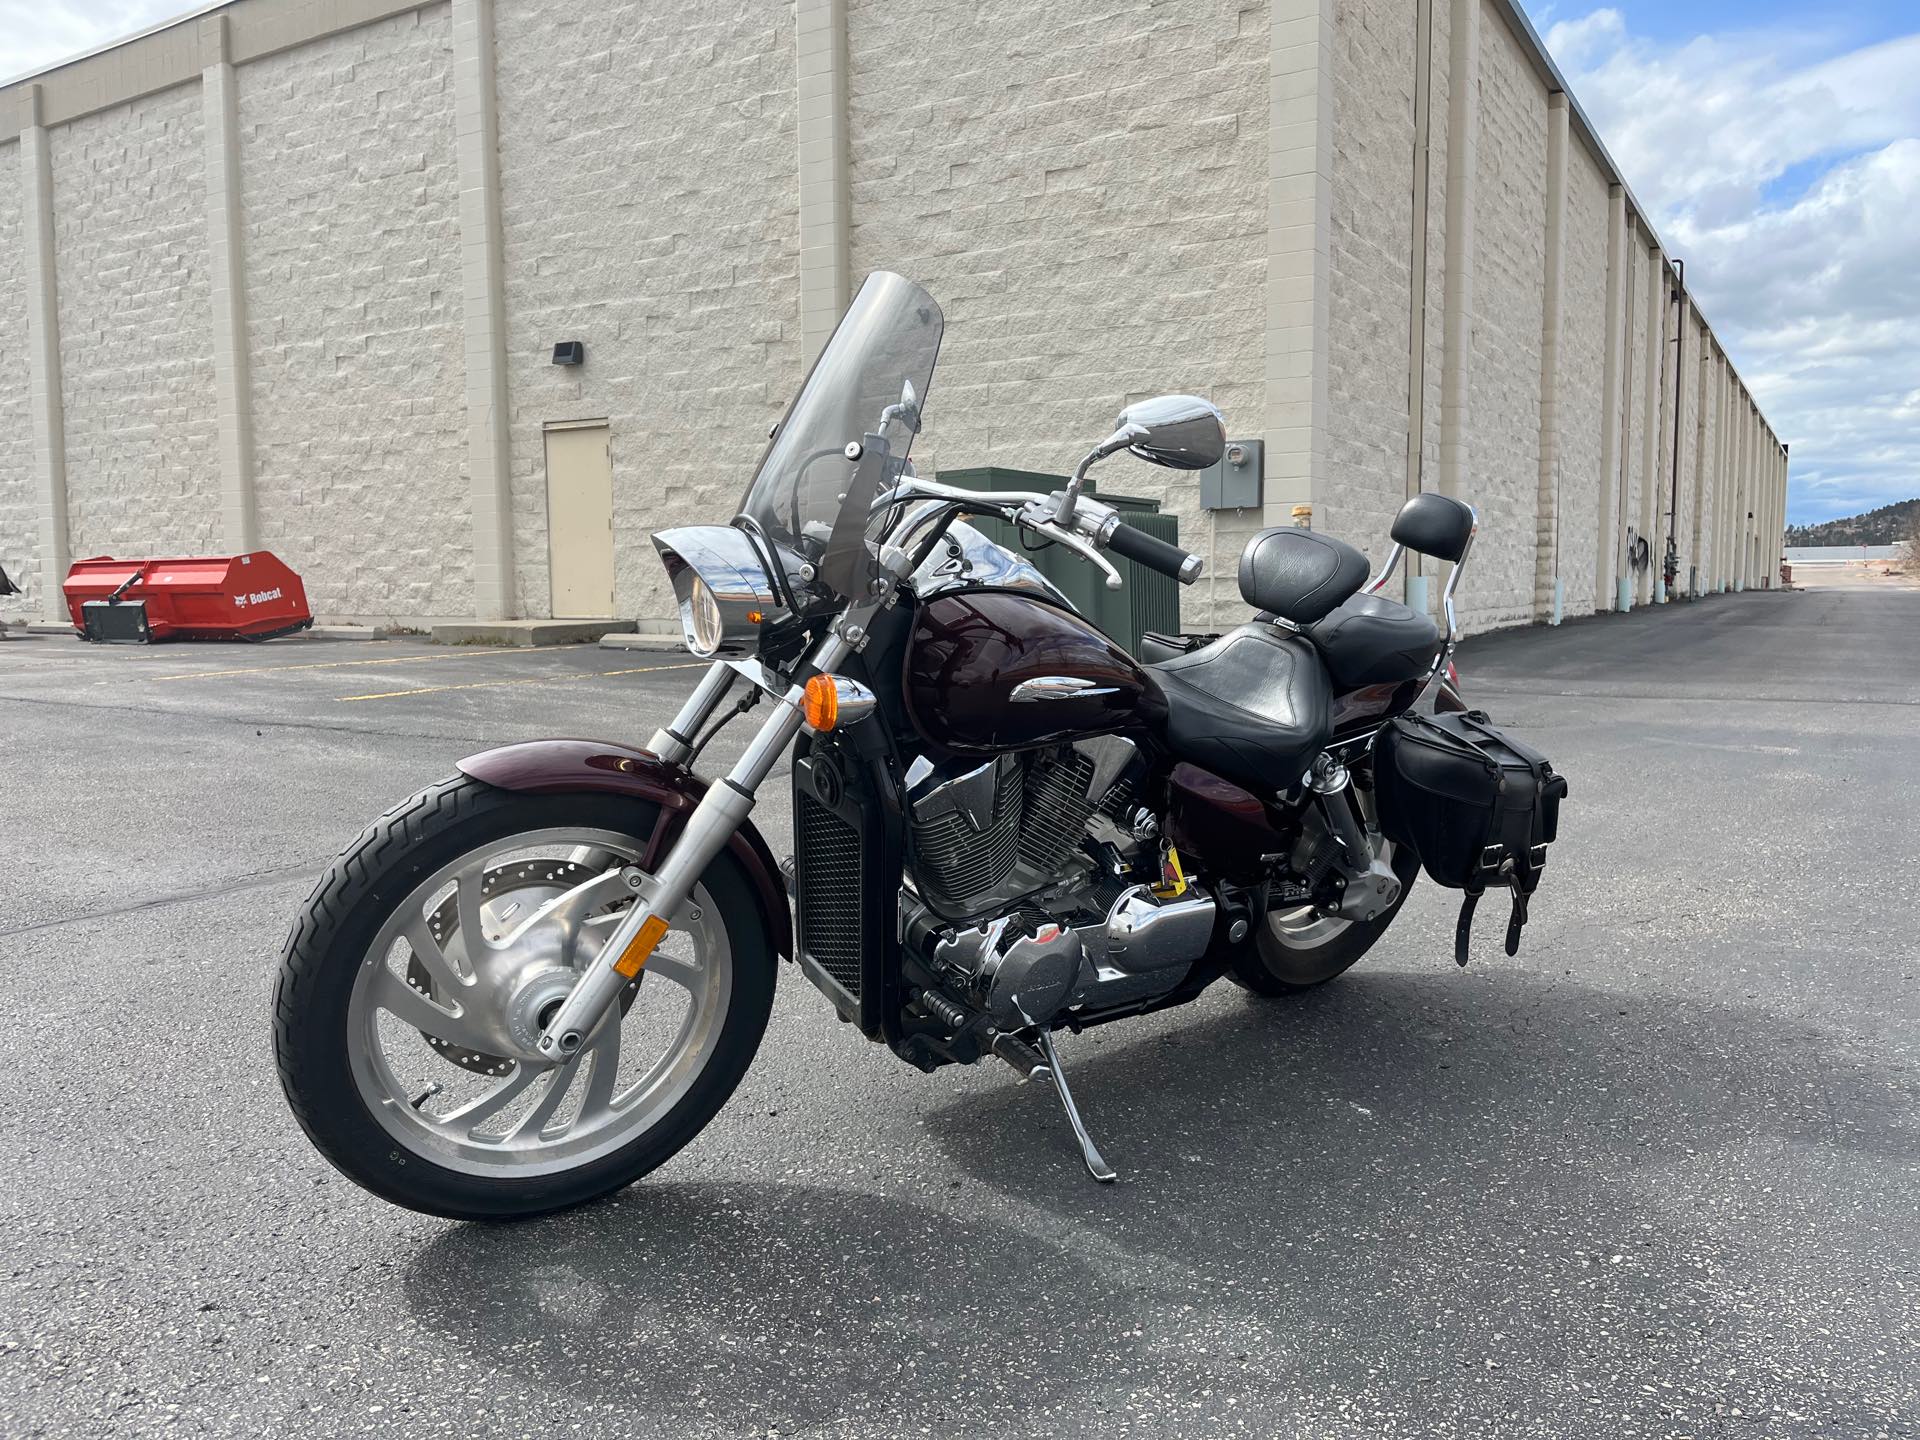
[1227,844,1421,995]
[273,776,775,1221]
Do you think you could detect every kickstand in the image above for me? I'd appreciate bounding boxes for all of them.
[1034,1028,1117,1184]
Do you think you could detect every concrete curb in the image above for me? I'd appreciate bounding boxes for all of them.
[428,618,627,647]
[308,625,392,640]
[597,631,688,652]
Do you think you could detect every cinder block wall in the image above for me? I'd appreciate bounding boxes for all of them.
[843,0,1273,631]
[492,1,800,628]
[0,144,31,619]
[0,0,1787,630]
[1461,3,1547,631]
[1325,0,1419,569]
[1619,240,1651,600]
[52,85,220,564]
[1557,140,1608,610]
[239,6,471,619]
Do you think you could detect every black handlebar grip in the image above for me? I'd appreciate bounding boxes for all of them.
[1107,522,1203,586]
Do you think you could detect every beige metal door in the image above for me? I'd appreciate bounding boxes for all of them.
[544,420,614,618]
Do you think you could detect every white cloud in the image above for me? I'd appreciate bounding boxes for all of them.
[1543,9,1920,523]
[0,0,200,85]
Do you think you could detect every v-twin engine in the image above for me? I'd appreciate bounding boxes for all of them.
[905,747,1101,920]
[902,740,1218,1028]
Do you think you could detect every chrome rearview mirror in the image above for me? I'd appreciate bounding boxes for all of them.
[879,377,922,436]
[1114,394,1226,471]
[1057,394,1225,527]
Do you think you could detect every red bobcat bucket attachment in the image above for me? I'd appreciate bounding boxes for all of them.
[62,553,313,643]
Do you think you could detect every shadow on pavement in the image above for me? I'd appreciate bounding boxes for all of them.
[403,971,1916,1433]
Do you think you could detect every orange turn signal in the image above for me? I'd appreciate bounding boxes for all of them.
[801,675,876,733]
[803,674,839,731]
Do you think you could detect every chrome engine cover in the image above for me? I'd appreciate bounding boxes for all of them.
[905,736,1136,922]
[924,914,1084,1028]
[906,881,1218,1029]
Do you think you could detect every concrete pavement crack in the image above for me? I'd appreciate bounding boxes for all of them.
[0,690,499,745]
[0,862,326,940]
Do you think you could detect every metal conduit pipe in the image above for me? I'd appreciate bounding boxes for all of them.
[1665,258,1686,597]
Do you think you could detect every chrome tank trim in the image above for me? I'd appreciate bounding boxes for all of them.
[1010,675,1120,703]
[908,520,1070,603]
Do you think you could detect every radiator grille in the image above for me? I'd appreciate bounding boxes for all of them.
[1018,749,1098,874]
[910,761,1024,916]
[796,792,863,997]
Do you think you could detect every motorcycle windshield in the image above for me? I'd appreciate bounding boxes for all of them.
[737,272,943,609]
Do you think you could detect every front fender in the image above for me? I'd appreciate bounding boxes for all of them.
[456,739,793,958]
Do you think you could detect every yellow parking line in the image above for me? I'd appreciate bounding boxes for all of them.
[339,660,705,702]
[152,648,520,681]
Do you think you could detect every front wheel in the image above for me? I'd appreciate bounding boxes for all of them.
[273,776,775,1220]
[1227,841,1422,995]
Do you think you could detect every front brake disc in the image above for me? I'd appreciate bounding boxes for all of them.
[404,858,639,1075]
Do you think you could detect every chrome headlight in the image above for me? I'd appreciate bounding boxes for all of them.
[653,526,788,657]
[686,574,725,656]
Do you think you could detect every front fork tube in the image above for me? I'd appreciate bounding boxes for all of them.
[645,661,737,766]
[535,637,850,1060]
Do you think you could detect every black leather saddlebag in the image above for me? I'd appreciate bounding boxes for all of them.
[1374,710,1568,965]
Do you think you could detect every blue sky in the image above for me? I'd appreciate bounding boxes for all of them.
[6,2,1915,526]
[1522,1,1920,525]
[1548,0,1913,49]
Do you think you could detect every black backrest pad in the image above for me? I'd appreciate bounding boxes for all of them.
[1237,528,1368,625]
[1390,493,1475,562]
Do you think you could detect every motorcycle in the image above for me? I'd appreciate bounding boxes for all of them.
[275,273,1566,1219]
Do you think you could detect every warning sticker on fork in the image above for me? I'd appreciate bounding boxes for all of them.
[612,915,671,979]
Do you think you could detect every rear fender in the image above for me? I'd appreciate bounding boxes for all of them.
[456,739,793,958]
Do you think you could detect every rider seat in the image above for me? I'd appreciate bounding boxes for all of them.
[1150,624,1331,792]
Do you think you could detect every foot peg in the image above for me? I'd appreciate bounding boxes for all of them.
[991,1032,1050,1083]
[1034,1028,1117,1184]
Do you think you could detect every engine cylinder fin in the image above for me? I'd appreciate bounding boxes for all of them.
[909,758,1024,916]
[1017,749,1099,875]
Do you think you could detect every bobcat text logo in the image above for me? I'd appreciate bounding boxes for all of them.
[234,588,284,609]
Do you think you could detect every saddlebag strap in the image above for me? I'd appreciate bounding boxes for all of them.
[1454,891,1479,968]
[1505,888,1529,957]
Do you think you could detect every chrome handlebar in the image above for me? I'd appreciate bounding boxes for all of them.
[871,477,1052,515]
[872,479,1131,589]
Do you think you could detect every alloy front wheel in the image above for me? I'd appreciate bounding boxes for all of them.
[274,777,774,1219]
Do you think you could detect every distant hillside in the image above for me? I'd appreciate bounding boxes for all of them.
[1785,498,1919,548]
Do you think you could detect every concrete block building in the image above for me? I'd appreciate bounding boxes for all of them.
[0,0,1787,634]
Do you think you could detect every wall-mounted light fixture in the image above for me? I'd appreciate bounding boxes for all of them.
[551,340,585,366]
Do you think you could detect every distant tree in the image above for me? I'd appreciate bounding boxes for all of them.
[1785,497,1920,548]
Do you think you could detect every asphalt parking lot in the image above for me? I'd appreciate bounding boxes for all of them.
[1,585,1914,1438]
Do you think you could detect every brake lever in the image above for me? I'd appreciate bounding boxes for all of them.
[1018,511,1124,590]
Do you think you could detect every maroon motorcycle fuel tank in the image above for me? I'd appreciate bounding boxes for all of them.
[905,590,1166,754]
